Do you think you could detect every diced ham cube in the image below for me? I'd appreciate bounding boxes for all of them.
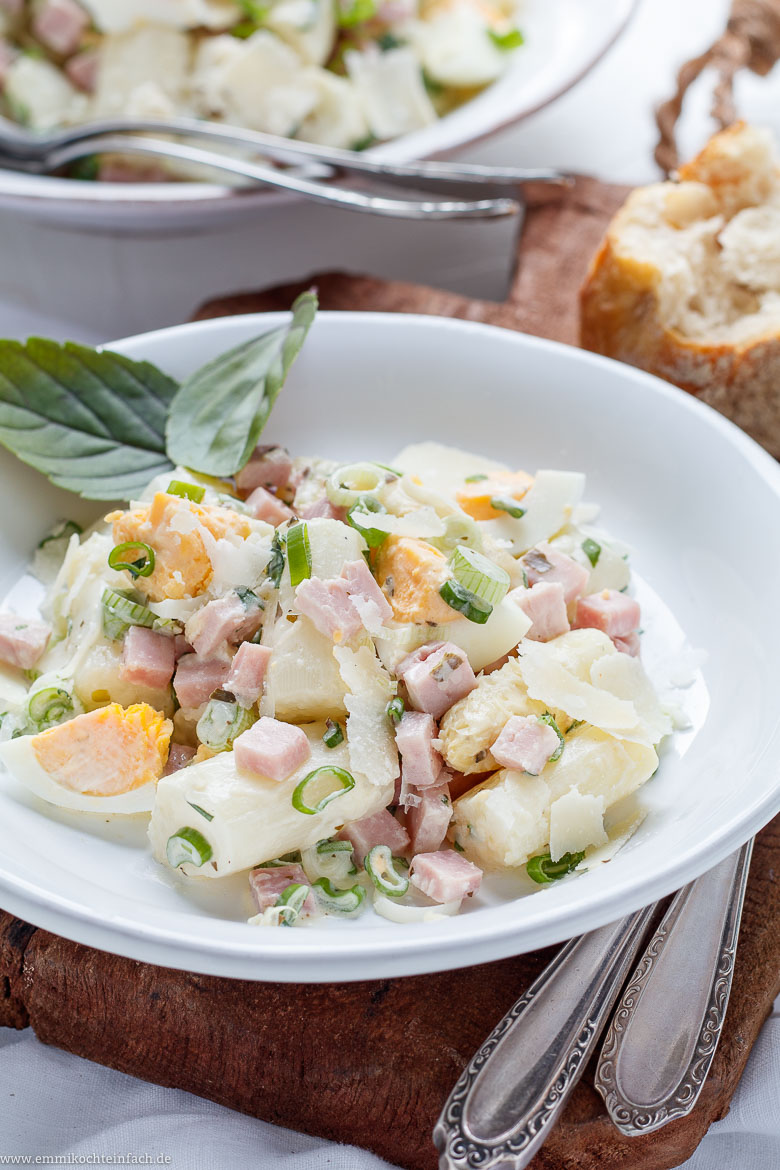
[613,631,641,657]
[490,714,560,775]
[410,850,482,903]
[294,577,363,643]
[300,497,345,522]
[523,542,590,603]
[338,808,410,867]
[174,634,193,661]
[0,613,50,671]
[173,654,231,710]
[245,485,294,526]
[515,581,570,642]
[234,716,311,781]
[249,863,315,916]
[163,743,196,776]
[185,593,260,657]
[574,590,641,639]
[341,558,392,632]
[397,641,476,720]
[395,710,442,790]
[225,642,271,708]
[236,445,293,494]
[0,0,23,15]
[65,46,98,92]
[119,625,175,690]
[32,0,88,56]
[407,779,452,855]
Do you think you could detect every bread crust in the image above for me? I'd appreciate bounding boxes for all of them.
[580,125,780,459]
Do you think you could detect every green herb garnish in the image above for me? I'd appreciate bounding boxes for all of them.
[489,28,524,50]
[439,579,493,624]
[526,850,584,885]
[582,537,601,567]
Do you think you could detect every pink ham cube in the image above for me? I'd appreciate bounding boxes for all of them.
[490,715,560,775]
[249,863,315,916]
[300,497,345,522]
[338,808,410,867]
[236,445,292,494]
[225,642,271,708]
[574,590,641,639]
[407,779,452,855]
[523,543,590,603]
[173,654,231,711]
[184,592,262,657]
[32,0,88,56]
[395,710,442,790]
[613,631,641,657]
[234,717,311,781]
[0,614,50,671]
[294,577,363,643]
[0,38,16,88]
[515,581,570,642]
[245,486,294,526]
[64,47,98,92]
[410,850,482,903]
[341,559,392,631]
[120,625,175,690]
[163,743,196,776]
[397,642,476,720]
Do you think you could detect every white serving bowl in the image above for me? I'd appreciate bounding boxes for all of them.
[0,0,638,231]
[0,310,778,982]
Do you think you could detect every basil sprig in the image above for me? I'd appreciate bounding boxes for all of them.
[166,290,317,477]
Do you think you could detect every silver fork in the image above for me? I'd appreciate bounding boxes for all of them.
[0,113,569,220]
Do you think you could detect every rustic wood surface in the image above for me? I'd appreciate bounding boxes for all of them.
[2,175,778,1170]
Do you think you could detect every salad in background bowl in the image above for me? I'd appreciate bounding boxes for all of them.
[0,306,774,983]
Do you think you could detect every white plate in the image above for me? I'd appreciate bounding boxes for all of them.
[0,0,638,230]
[0,311,778,982]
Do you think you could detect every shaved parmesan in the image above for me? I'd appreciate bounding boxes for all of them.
[589,653,673,746]
[334,645,400,789]
[483,470,585,555]
[266,616,347,722]
[352,505,445,540]
[549,790,607,861]
[516,635,639,733]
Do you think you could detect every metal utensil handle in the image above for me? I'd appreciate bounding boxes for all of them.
[595,839,754,1135]
[434,905,656,1170]
[42,136,520,221]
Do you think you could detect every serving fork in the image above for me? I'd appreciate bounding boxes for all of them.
[0,113,569,219]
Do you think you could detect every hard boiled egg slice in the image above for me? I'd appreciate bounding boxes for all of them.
[0,703,172,814]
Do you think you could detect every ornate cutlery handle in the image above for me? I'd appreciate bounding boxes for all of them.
[595,839,754,1135]
[434,905,656,1170]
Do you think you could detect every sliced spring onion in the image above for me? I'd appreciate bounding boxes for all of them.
[538,713,565,762]
[27,686,73,730]
[101,588,182,641]
[275,882,310,926]
[316,838,353,856]
[287,521,312,587]
[526,850,584,885]
[450,545,510,607]
[386,696,405,724]
[37,520,82,549]
[489,27,524,49]
[265,532,286,588]
[347,497,389,548]
[167,479,205,503]
[322,719,344,749]
[364,844,409,898]
[372,893,462,923]
[301,838,357,884]
[439,579,493,625]
[235,585,264,614]
[312,877,366,916]
[326,463,386,508]
[338,0,377,29]
[292,766,355,815]
[108,541,155,579]
[464,473,488,483]
[429,513,483,554]
[490,496,526,519]
[582,537,602,567]
[187,801,214,822]
[197,697,255,752]
[166,827,213,869]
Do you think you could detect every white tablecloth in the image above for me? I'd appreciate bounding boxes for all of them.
[1,0,779,1164]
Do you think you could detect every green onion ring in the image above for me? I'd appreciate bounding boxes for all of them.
[287,521,312,587]
[364,844,409,898]
[490,496,526,518]
[526,850,584,885]
[108,541,156,579]
[27,686,73,729]
[312,877,365,915]
[166,827,213,870]
[439,579,493,625]
[322,719,344,749]
[291,766,355,815]
[276,882,310,926]
[167,480,205,503]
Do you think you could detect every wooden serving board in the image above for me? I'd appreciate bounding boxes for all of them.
[2,176,780,1170]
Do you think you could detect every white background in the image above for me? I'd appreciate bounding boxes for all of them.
[1,0,779,1166]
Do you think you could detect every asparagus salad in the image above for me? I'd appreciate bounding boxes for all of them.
[0,294,675,928]
[0,0,525,163]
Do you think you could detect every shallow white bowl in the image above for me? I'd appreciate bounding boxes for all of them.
[0,0,638,230]
[0,311,778,982]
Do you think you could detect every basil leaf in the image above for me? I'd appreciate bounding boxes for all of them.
[166,290,317,477]
[0,338,177,499]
